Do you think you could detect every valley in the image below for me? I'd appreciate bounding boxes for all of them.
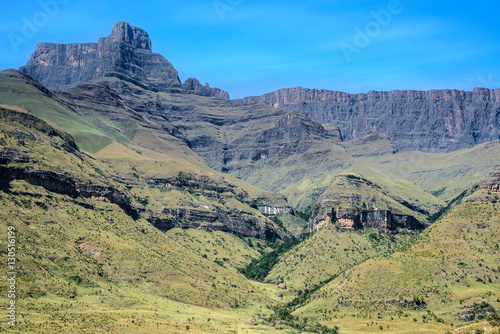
[0,21,498,333]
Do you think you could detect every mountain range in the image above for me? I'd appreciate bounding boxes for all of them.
[0,21,499,333]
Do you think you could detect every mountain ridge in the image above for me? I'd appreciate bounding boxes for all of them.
[19,21,230,100]
[237,86,500,152]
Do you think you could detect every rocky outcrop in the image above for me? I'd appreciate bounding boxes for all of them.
[308,206,426,234]
[0,166,78,196]
[477,169,500,193]
[146,172,289,240]
[306,174,427,234]
[149,205,285,240]
[0,147,35,165]
[182,78,230,100]
[19,22,229,100]
[76,184,139,219]
[103,21,152,51]
[192,111,341,177]
[19,22,178,90]
[147,172,251,204]
[238,86,500,152]
[0,165,139,219]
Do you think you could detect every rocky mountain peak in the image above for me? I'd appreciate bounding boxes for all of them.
[18,22,229,99]
[101,21,152,51]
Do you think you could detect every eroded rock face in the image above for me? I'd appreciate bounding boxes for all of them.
[20,22,177,89]
[305,174,427,234]
[238,87,500,152]
[19,22,229,99]
[149,206,284,240]
[105,21,152,51]
[145,173,290,240]
[478,169,500,193]
[308,206,426,234]
[182,78,229,100]
[0,165,140,219]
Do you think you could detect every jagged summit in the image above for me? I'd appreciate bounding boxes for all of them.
[102,21,152,51]
[19,21,178,90]
[18,22,229,99]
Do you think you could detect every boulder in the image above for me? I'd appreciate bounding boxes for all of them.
[459,310,475,322]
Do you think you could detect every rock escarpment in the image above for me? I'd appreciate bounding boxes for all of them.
[145,173,289,240]
[19,22,229,99]
[306,174,427,234]
[191,110,342,177]
[310,207,425,234]
[238,86,500,152]
[0,164,139,219]
[477,169,500,193]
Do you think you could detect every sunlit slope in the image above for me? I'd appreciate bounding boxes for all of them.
[266,226,413,291]
[366,140,500,202]
[296,178,500,333]
[0,105,297,333]
[0,70,113,152]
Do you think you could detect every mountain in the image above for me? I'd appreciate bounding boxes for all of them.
[0,73,290,241]
[2,21,500,333]
[306,173,429,234]
[238,86,500,152]
[19,21,229,99]
[12,22,441,223]
[0,106,298,333]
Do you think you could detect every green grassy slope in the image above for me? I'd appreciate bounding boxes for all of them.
[366,140,500,202]
[295,183,500,333]
[0,106,305,333]
[266,226,414,291]
[0,70,113,152]
[0,70,446,224]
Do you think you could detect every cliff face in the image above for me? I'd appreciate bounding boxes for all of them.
[239,87,500,152]
[19,22,229,99]
[477,169,500,193]
[309,207,426,234]
[19,21,178,89]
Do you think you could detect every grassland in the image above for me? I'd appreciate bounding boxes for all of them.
[366,141,500,202]
[296,190,500,333]
[266,226,415,291]
[0,72,113,152]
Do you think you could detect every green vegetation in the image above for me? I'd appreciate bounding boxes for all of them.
[296,189,500,333]
[1,68,499,333]
[266,226,414,290]
[0,74,114,152]
[428,187,475,223]
[239,237,304,281]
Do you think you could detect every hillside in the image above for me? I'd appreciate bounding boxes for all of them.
[0,105,309,333]
[295,170,500,333]
[1,20,500,334]
[10,22,444,221]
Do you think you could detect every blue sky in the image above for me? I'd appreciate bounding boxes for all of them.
[1,0,499,98]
